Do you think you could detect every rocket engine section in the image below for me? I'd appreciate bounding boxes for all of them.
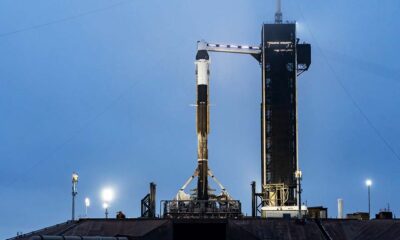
[195,50,210,200]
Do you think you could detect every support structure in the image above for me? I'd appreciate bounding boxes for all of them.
[141,182,157,218]
[259,1,311,217]
[251,181,265,217]
[251,181,256,217]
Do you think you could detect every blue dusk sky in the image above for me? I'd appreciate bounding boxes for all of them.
[1,0,400,238]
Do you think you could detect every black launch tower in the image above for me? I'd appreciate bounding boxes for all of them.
[260,23,311,207]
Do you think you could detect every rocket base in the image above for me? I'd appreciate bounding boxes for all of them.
[162,167,242,219]
[162,199,242,219]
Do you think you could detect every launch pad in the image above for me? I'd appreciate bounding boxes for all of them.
[160,0,311,219]
[8,1,400,240]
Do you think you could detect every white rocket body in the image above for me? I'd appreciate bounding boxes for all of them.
[195,51,210,200]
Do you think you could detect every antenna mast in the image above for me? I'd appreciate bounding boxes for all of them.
[275,0,283,23]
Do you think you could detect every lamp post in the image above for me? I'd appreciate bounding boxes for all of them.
[85,197,90,217]
[103,202,109,218]
[71,172,79,221]
[101,188,114,219]
[295,170,303,219]
[366,179,372,219]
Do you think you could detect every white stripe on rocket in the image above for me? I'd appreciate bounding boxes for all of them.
[196,59,209,85]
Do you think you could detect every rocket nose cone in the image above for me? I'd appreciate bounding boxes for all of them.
[196,50,209,60]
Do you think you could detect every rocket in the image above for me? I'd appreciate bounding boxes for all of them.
[195,50,210,200]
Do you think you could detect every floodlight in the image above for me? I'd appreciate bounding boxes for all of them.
[101,188,114,203]
[72,172,79,183]
[366,179,372,187]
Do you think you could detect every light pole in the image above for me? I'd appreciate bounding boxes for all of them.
[103,202,109,218]
[71,172,79,221]
[295,170,303,219]
[101,188,114,219]
[85,197,90,218]
[366,179,372,219]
